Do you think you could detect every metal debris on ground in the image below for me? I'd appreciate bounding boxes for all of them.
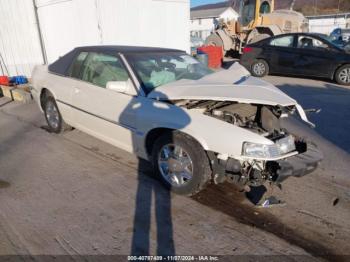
[258,196,286,208]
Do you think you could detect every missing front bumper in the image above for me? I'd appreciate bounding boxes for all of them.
[275,143,323,183]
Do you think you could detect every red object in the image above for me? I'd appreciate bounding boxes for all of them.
[0,76,9,86]
[242,47,253,53]
[197,46,223,69]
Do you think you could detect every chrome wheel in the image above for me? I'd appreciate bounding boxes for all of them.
[158,144,193,187]
[253,62,266,76]
[338,68,350,83]
[45,100,60,129]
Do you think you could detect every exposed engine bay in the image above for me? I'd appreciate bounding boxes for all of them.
[174,100,320,187]
[177,99,291,137]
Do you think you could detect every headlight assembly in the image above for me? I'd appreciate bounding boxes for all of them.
[243,136,296,158]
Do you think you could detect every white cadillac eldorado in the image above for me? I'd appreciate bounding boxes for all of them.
[31,46,323,195]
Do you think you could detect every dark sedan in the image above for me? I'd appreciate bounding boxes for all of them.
[240,33,350,85]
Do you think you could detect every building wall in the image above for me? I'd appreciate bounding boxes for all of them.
[190,8,238,41]
[0,0,44,76]
[0,0,190,77]
[308,14,350,34]
[219,8,237,21]
[190,18,214,40]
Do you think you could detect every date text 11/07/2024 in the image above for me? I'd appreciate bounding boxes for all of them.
[127,256,219,261]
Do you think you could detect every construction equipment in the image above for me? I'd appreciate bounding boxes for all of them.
[205,0,309,56]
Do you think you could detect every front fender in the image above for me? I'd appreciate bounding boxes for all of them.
[137,99,274,160]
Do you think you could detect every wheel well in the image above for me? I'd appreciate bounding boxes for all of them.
[145,128,207,158]
[145,128,175,157]
[333,63,350,80]
[40,88,53,110]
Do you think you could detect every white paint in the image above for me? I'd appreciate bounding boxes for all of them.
[190,7,238,40]
[308,14,350,34]
[32,59,307,161]
[190,18,215,40]
[0,0,190,76]
[0,0,44,76]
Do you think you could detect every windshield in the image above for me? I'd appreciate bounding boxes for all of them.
[126,53,213,93]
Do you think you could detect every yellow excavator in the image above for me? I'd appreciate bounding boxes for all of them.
[205,0,309,56]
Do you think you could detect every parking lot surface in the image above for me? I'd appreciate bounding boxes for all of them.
[0,75,349,259]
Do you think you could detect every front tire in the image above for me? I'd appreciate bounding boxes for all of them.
[151,132,212,196]
[44,96,71,133]
[251,59,269,77]
[335,64,350,85]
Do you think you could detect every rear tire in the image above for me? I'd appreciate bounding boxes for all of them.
[251,59,269,77]
[151,132,212,196]
[335,64,350,86]
[43,96,71,133]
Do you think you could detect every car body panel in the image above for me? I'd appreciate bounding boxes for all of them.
[70,79,136,153]
[240,33,350,80]
[148,63,297,107]
[31,46,315,165]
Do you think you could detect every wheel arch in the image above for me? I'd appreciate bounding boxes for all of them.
[39,88,56,111]
[333,63,350,80]
[144,127,209,158]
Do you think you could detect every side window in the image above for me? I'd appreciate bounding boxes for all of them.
[80,53,130,88]
[269,36,294,47]
[297,36,329,50]
[68,52,88,78]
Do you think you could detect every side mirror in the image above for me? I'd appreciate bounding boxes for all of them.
[106,79,132,94]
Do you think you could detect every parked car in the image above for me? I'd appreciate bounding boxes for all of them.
[314,33,345,48]
[240,33,350,85]
[31,46,322,196]
[330,28,350,42]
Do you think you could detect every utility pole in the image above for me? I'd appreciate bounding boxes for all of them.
[314,0,318,15]
[32,0,48,64]
[290,0,296,11]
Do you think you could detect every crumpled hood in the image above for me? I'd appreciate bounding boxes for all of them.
[148,63,297,107]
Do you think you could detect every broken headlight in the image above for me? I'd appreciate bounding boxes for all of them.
[242,136,296,158]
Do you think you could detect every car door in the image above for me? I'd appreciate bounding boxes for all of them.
[294,35,334,77]
[264,35,298,74]
[53,51,89,125]
[71,52,137,153]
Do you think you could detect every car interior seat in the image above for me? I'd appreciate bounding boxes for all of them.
[300,38,313,48]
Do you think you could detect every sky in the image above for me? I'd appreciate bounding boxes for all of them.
[190,0,224,8]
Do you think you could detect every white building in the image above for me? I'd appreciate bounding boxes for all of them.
[190,5,238,41]
[308,13,350,34]
[0,0,190,77]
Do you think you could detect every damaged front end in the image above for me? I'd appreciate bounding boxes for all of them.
[177,100,323,187]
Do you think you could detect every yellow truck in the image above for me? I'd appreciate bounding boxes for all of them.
[206,0,309,55]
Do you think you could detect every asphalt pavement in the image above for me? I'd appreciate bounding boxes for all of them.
[0,75,349,260]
